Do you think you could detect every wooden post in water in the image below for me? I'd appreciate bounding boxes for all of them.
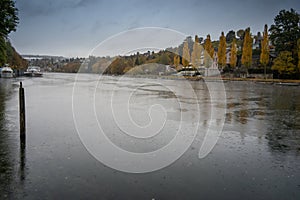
[19,82,26,141]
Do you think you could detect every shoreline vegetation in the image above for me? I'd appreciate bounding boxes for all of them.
[87,72,300,84]
[220,77,300,84]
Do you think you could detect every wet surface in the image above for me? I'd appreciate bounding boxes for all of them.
[0,73,299,199]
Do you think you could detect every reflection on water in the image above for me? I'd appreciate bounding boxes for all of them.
[0,74,299,199]
[20,140,26,181]
[0,79,27,199]
[0,80,16,197]
[224,82,300,155]
[266,109,300,153]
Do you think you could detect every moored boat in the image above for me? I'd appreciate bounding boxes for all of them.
[24,66,43,77]
[0,67,14,78]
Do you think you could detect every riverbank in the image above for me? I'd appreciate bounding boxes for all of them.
[220,77,300,84]
[11,71,300,84]
[123,74,300,84]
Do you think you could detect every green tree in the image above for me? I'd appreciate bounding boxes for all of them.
[241,28,253,68]
[0,0,19,37]
[0,36,6,64]
[230,38,237,68]
[0,0,19,66]
[272,51,296,75]
[237,29,245,41]
[135,52,140,65]
[226,30,236,43]
[236,29,245,51]
[260,24,270,78]
[217,32,226,68]
[269,9,300,55]
[182,40,190,67]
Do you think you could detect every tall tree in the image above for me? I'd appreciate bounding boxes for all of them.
[269,9,300,55]
[182,40,190,67]
[135,52,140,65]
[204,34,214,57]
[241,28,253,68]
[173,53,180,68]
[217,32,227,68]
[230,38,237,69]
[194,35,199,43]
[236,29,245,51]
[204,34,214,69]
[260,24,270,78]
[186,36,194,55]
[191,35,202,67]
[0,0,19,66]
[0,0,19,37]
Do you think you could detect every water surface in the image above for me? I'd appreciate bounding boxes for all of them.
[0,73,299,199]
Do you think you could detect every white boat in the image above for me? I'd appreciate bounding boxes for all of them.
[0,67,14,78]
[24,66,43,77]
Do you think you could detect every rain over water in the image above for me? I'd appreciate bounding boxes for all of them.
[0,73,299,199]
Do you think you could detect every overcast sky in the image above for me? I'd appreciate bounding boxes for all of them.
[8,0,300,57]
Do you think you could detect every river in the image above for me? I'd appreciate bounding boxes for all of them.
[0,73,299,199]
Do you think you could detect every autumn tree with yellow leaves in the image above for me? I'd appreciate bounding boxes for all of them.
[241,28,253,68]
[230,38,237,68]
[182,40,190,67]
[217,32,226,68]
[204,34,214,57]
[191,35,202,67]
[173,53,180,68]
[204,34,214,68]
[260,24,269,78]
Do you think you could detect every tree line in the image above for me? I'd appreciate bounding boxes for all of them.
[88,8,299,78]
[176,8,299,79]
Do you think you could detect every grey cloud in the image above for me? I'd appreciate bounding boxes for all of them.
[73,0,100,8]
[16,0,100,17]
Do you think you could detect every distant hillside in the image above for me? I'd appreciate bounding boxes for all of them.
[22,54,67,61]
